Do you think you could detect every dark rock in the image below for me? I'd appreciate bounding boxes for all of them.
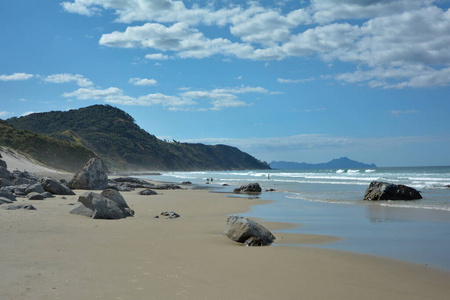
[265,189,276,192]
[223,216,275,246]
[11,170,39,182]
[40,177,75,195]
[25,183,45,195]
[139,189,157,195]
[0,197,14,204]
[153,183,182,190]
[233,183,262,194]
[160,211,180,219]
[0,178,12,188]
[109,177,155,189]
[70,191,133,219]
[0,159,6,169]
[0,166,12,180]
[182,181,192,185]
[27,192,45,200]
[108,183,134,192]
[0,189,16,202]
[364,181,422,201]
[68,158,109,190]
[42,192,55,198]
[222,184,229,186]
[3,203,36,210]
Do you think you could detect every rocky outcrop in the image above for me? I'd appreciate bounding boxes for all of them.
[25,183,45,195]
[40,177,75,195]
[364,181,422,201]
[68,158,109,190]
[223,216,275,246]
[69,190,133,219]
[233,183,262,194]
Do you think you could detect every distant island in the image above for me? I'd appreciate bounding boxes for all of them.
[270,157,377,170]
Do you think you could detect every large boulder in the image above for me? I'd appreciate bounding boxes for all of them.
[40,177,75,195]
[25,183,45,195]
[68,158,109,190]
[233,183,262,194]
[69,190,133,219]
[100,189,134,216]
[364,181,422,201]
[223,216,276,246]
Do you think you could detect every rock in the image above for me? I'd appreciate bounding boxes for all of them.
[3,203,36,210]
[108,177,155,190]
[100,189,134,217]
[0,197,14,204]
[233,183,262,194]
[25,183,45,195]
[42,192,55,198]
[182,181,192,185]
[0,178,12,188]
[160,211,180,219]
[364,181,422,201]
[223,216,275,246]
[152,183,182,190]
[27,192,45,200]
[40,177,75,195]
[68,158,109,190]
[265,189,276,192]
[0,159,6,169]
[0,189,16,202]
[139,189,157,195]
[70,191,133,219]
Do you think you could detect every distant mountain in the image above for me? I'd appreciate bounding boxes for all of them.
[6,105,269,171]
[270,157,377,170]
[0,120,96,172]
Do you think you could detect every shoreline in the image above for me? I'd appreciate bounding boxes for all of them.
[1,156,450,299]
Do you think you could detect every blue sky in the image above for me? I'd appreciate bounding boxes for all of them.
[1,0,450,167]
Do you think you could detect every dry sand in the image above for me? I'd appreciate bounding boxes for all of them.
[1,152,449,300]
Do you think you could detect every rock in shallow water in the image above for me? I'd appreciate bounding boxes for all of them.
[233,183,262,194]
[364,181,422,201]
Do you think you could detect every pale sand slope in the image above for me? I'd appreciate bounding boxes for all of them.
[1,185,449,300]
[0,147,72,180]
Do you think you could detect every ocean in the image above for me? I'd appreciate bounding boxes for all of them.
[140,166,450,271]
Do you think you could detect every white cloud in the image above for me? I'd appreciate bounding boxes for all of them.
[62,87,123,100]
[60,1,101,17]
[21,111,39,117]
[310,0,433,24]
[0,73,34,81]
[63,1,450,88]
[0,111,13,118]
[44,73,94,87]
[145,53,171,60]
[278,77,315,83]
[129,77,158,86]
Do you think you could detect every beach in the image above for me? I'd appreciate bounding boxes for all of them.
[1,156,450,299]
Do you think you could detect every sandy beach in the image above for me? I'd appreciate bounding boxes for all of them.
[1,155,450,300]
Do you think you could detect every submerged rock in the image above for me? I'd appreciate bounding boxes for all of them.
[223,216,275,246]
[364,181,422,201]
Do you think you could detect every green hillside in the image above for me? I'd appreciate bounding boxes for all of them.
[0,120,96,172]
[6,105,269,171]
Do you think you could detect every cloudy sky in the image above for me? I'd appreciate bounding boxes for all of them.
[1,0,450,167]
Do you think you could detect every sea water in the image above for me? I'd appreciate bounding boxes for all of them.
[140,166,450,271]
